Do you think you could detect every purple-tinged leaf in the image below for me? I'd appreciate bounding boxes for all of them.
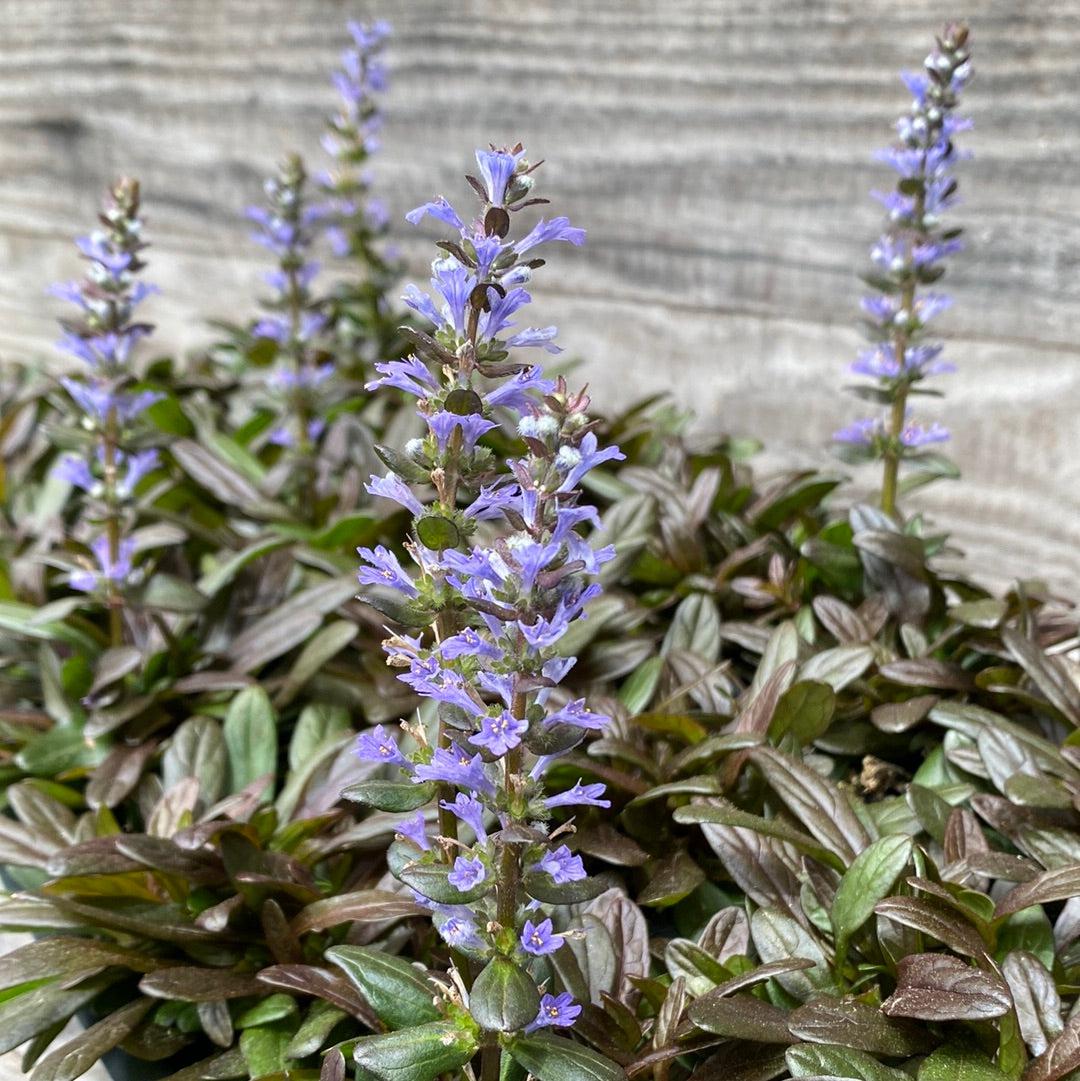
[996,864,1080,917]
[787,995,932,1056]
[881,953,1011,1021]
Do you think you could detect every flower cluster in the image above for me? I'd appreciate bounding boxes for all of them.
[833,23,972,516]
[318,19,392,264]
[353,145,621,1044]
[52,178,162,640]
[246,153,332,458]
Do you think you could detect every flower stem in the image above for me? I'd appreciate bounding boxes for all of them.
[102,403,123,646]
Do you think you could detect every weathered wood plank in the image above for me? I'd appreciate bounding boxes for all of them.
[0,0,1077,596]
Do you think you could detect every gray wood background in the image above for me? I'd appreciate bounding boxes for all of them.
[0,5,1078,1072]
[2,0,1078,595]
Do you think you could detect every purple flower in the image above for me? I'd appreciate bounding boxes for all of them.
[475,148,525,206]
[484,368,557,412]
[527,992,581,1032]
[833,417,880,446]
[437,914,484,951]
[472,711,529,758]
[554,432,626,493]
[440,627,502,662]
[447,855,486,892]
[405,197,465,230]
[396,811,431,851]
[118,448,159,497]
[514,217,586,256]
[536,845,586,885]
[505,326,562,353]
[357,544,418,597]
[365,356,436,398]
[365,472,424,517]
[54,454,95,492]
[70,535,135,593]
[900,418,950,447]
[428,410,498,452]
[354,724,411,769]
[439,793,488,843]
[520,917,564,956]
[544,780,611,810]
[546,699,610,731]
[413,744,494,795]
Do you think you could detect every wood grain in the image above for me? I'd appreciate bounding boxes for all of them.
[0,0,1077,609]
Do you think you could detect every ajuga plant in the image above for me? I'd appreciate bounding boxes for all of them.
[50,178,165,645]
[317,19,405,372]
[344,144,629,1081]
[834,22,972,517]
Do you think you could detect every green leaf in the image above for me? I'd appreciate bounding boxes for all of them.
[396,859,492,905]
[234,994,298,1029]
[342,780,436,813]
[275,620,358,707]
[917,1043,1010,1081]
[163,716,226,805]
[415,514,461,551]
[351,1021,477,1081]
[618,656,664,714]
[663,595,721,662]
[0,974,115,1056]
[470,957,540,1033]
[239,1024,291,1079]
[288,704,351,772]
[786,1043,909,1081]
[768,680,836,745]
[831,835,913,970]
[325,945,440,1030]
[223,686,277,799]
[507,1033,627,1081]
[685,994,792,1043]
[637,851,705,908]
[522,872,607,905]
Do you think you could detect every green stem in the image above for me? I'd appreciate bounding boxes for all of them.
[879,187,926,519]
[102,405,123,647]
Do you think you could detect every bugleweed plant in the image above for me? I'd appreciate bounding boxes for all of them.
[345,144,627,1081]
[2,17,1080,1081]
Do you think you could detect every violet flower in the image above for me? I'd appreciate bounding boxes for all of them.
[833,23,972,516]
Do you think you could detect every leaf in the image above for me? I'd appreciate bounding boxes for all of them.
[290,890,426,935]
[240,1025,290,1079]
[637,851,705,908]
[995,864,1080,918]
[197,537,291,597]
[786,1043,909,1081]
[85,739,159,810]
[918,1043,1011,1081]
[507,1033,628,1081]
[289,704,351,771]
[799,645,874,691]
[1003,628,1080,726]
[256,965,377,1027]
[163,715,227,805]
[30,997,155,1081]
[879,659,973,691]
[881,954,1012,1021]
[343,780,436,812]
[787,996,932,1056]
[226,576,356,673]
[830,836,913,969]
[0,936,167,991]
[1002,951,1063,1057]
[223,686,277,799]
[397,859,492,905]
[0,973,115,1056]
[172,439,281,516]
[139,968,266,1002]
[749,746,871,862]
[750,908,833,998]
[675,797,845,872]
[275,620,358,707]
[663,595,722,663]
[523,871,607,905]
[769,681,836,745]
[619,656,664,714]
[325,945,440,1030]
[582,890,650,1004]
[687,994,793,1043]
[351,1022,478,1081]
[1024,1012,1080,1081]
[469,956,540,1033]
[874,895,987,960]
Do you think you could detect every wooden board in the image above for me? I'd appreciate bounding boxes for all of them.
[0,0,1077,609]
